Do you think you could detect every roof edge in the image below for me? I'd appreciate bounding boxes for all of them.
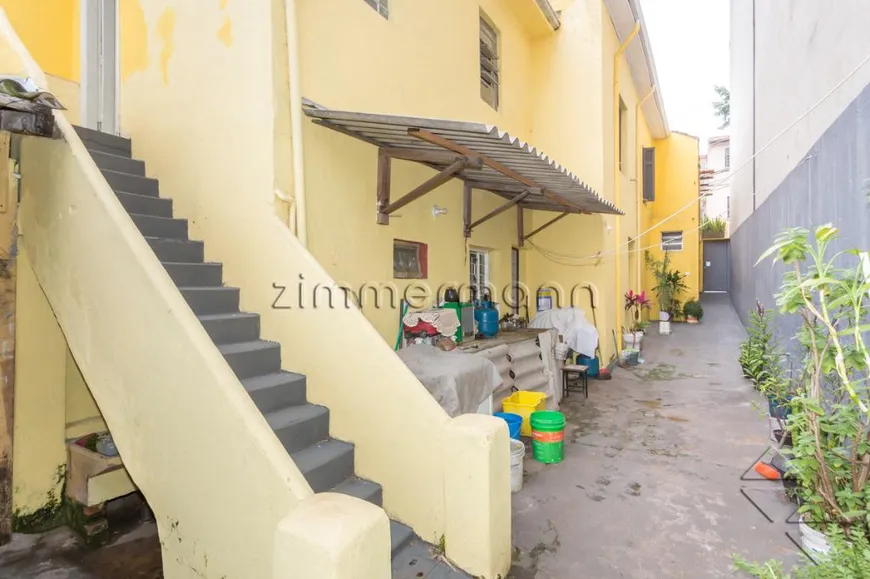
[627,0,670,136]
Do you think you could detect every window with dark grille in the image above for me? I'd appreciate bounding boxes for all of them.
[727,195,731,219]
[724,146,730,169]
[661,231,684,252]
[393,240,427,279]
[364,0,389,19]
[480,16,499,110]
[642,147,655,201]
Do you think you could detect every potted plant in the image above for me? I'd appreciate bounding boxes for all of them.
[701,216,727,239]
[757,224,870,556]
[739,301,774,384]
[683,299,703,323]
[645,251,689,334]
[623,289,650,348]
[734,528,870,577]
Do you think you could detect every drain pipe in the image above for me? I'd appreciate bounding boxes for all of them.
[614,22,640,341]
[284,0,308,246]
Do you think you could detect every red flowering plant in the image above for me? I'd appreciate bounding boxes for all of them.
[624,290,651,334]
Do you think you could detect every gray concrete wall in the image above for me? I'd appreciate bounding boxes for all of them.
[730,81,870,345]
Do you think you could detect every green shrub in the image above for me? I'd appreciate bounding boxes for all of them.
[683,299,703,320]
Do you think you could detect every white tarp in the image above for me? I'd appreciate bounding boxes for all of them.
[529,307,598,357]
[397,344,502,417]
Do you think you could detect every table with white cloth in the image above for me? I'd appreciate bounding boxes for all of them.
[396,344,502,417]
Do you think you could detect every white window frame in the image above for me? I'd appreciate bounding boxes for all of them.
[661,231,684,252]
[363,0,389,19]
[469,249,491,301]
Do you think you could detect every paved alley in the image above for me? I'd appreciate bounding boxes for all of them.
[510,294,802,578]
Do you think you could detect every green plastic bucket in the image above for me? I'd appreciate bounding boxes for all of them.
[530,411,566,464]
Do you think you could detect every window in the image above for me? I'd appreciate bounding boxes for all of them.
[724,147,731,169]
[618,97,627,173]
[642,147,655,201]
[661,231,684,252]
[480,16,499,110]
[393,240,427,279]
[363,0,389,18]
[469,249,490,301]
[726,195,731,219]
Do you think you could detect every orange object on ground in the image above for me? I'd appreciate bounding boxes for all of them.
[754,462,781,480]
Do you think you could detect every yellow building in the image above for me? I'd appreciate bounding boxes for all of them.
[0,0,699,577]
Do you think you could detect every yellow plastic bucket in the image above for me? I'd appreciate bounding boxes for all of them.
[502,391,548,437]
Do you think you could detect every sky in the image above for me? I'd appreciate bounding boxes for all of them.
[640,0,730,153]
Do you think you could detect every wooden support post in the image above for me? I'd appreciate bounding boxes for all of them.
[0,132,15,544]
[468,190,532,232]
[377,149,391,225]
[523,212,571,241]
[517,206,524,247]
[382,158,469,216]
[463,181,472,238]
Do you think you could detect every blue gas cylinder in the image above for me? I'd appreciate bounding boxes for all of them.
[474,301,499,337]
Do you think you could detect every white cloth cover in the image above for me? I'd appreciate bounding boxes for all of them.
[402,308,461,337]
[397,344,502,417]
[529,307,599,357]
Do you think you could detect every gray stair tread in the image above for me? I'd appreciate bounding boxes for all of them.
[291,439,353,474]
[217,340,279,356]
[179,286,238,293]
[265,403,327,430]
[391,539,437,577]
[166,261,223,268]
[198,311,257,322]
[242,371,305,393]
[332,477,382,505]
[389,521,415,558]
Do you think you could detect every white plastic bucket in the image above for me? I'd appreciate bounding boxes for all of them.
[799,516,831,556]
[510,439,525,493]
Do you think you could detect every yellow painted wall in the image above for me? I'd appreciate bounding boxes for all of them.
[641,132,702,313]
[1,0,81,122]
[116,0,510,575]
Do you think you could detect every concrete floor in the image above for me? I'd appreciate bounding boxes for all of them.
[510,294,803,579]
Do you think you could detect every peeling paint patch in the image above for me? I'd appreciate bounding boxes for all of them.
[120,0,150,81]
[217,16,233,47]
[156,7,177,85]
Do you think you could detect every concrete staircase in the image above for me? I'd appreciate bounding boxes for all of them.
[74,126,469,579]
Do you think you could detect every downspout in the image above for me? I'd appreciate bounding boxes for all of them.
[284,0,308,246]
[614,22,639,344]
[635,85,656,293]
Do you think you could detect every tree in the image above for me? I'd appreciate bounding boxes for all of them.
[713,85,730,129]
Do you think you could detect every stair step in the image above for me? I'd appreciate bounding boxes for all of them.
[267,404,330,454]
[199,312,259,344]
[218,340,281,379]
[166,262,223,288]
[181,286,240,315]
[147,238,204,263]
[391,537,434,576]
[117,191,173,218]
[102,169,160,197]
[332,477,383,507]
[242,371,307,413]
[75,126,132,157]
[291,439,355,493]
[131,214,188,240]
[90,150,145,176]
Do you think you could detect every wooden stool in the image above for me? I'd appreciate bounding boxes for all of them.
[562,364,589,399]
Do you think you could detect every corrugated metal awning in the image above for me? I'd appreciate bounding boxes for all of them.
[303,102,622,216]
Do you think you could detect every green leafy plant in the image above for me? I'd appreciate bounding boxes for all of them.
[702,217,727,235]
[645,251,689,318]
[734,527,870,578]
[757,225,870,538]
[683,299,704,320]
[739,301,775,383]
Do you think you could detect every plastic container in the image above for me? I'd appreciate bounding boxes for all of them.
[493,412,523,440]
[577,355,600,377]
[502,391,548,437]
[530,411,566,464]
[474,301,499,337]
[510,439,525,492]
[799,515,831,556]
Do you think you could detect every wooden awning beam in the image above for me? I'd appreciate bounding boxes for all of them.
[381,147,473,165]
[465,189,533,237]
[408,128,578,211]
[523,212,571,241]
[377,155,481,224]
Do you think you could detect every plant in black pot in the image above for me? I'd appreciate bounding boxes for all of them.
[683,299,704,324]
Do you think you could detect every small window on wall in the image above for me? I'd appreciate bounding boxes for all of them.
[642,147,655,201]
[393,240,428,279]
[480,15,500,110]
[363,0,389,19]
[724,147,731,169]
[469,249,490,301]
[661,231,684,252]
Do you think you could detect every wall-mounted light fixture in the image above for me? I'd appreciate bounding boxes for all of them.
[432,205,448,217]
